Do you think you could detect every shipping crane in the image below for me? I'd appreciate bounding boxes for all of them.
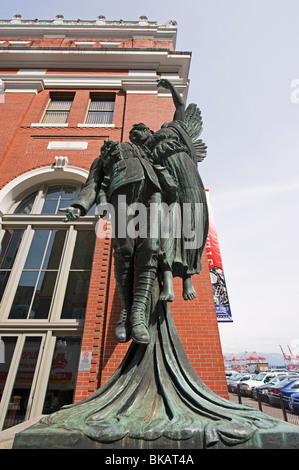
[280,345,299,370]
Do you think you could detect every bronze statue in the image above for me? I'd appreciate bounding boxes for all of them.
[61,78,208,346]
[129,78,209,303]
[61,135,178,346]
[15,80,297,451]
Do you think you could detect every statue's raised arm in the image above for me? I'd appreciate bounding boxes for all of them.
[157,78,207,163]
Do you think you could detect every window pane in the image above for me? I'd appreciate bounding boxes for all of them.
[42,337,81,414]
[61,185,79,200]
[45,185,62,199]
[41,185,78,214]
[89,100,114,111]
[3,337,42,430]
[0,230,24,269]
[71,231,95,269]
[42,230,66,270]
[61,271,91,319]
[42,111,69,124]
[0,272,10,300]
[41,199,59,214]
[42,94,74,124]
[86,97,114,125]
[9,272,39,319]
[14,192,37,214]
[86,111,113,125]
[47,100,73,111]
[30,271,57,319]
[24,230,50,270]
[0,337,18,408]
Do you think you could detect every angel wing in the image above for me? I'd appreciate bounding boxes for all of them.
[184,103,207,162]
[193,139,207,162]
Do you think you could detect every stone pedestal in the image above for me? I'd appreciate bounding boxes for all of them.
[13,419,299,449]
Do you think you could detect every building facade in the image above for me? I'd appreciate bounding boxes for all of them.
[0,15,228,431]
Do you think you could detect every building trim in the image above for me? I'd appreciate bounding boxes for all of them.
[0,71,188,97]
[0,165,88,216]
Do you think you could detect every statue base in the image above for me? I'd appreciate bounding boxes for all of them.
[13,419,299,449]
[12,282,299,450]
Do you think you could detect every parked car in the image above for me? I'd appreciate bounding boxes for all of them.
[227,373,255,393]
[252,374,298,402]
[239,371,288,397]
[226,370,241,382]
[267,377,299,408]
[289,392,299,414]
[225,369,240,379]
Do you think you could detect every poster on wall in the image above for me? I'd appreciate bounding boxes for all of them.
[205,190,233,322]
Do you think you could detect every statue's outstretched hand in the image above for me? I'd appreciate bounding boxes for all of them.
[59,206,81,222]
[157,78,171,89]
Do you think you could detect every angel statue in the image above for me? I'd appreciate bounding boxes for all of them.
[129,78,209,304]
[60,78,208,347]
[23,80,283,451]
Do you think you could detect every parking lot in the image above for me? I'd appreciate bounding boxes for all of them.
[227,370,299,427]
[228,392,296,423]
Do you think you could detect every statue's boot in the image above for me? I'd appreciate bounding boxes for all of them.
[130,266,157,344]
[114,259,134,343]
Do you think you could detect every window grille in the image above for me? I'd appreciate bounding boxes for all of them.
[85,95,114,125]
[42,94,74,124]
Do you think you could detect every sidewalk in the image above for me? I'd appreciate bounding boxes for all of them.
[228,392,289,422]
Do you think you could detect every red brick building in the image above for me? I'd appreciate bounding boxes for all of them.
[0,15,227,431]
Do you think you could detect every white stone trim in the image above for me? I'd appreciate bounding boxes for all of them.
[74,42,96,47]
[77,123,115,128]
[0,49,190,85]
[3,79,44,94]
[47,141,88,150]
[8,41,31,46]
[31,123,69,127]
[17,69,47,75]
[100,42,120,48]
[0,165,88,215]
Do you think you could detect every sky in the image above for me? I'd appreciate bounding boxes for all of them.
[1,0,299,358]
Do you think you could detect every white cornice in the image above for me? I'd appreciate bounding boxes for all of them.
[0,71,188,98]
[0,48,191,83]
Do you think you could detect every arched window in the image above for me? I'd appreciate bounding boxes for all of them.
[0,176,97,429]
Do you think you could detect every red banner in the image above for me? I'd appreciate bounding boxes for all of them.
[205,190,232,322]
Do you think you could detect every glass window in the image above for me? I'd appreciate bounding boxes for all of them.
[3,337,42,430]
[42,93,74,124]
[41,185,79,214]
[9,230,67,319]
[85,94,114,125]
[61,231,96,319]
[42,336,81,414]
[0,230,24,302]
[14,192,38,214]
[0,337,18,407]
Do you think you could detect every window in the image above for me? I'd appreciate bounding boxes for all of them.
[42,336,81,414]
[0,180,97,429]
[0,183,96,321]
[42,93,74,124]
[9,229,67,319]
[61,231,95,319]
[85,94,114,125]
[0,230,25,301]
[41,185,79,214]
